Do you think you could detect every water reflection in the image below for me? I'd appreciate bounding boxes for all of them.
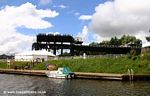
[0,74,150,96]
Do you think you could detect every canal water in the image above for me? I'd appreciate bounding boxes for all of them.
[0,74,150,96]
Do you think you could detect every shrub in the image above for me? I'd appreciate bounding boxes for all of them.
[141,53,150,60]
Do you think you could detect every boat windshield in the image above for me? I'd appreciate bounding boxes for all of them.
[63,67,73,75]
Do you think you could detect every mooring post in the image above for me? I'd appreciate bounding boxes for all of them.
[128,69,134,81]
[131,69,134,81]
[128,69,131,81]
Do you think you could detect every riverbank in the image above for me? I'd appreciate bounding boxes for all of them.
[0,69,150,81]
[34,56,150,74]
[0,54,150,79]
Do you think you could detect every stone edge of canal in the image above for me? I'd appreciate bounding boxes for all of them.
[0,69,150,81]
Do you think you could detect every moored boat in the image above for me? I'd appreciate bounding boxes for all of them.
[45,67,75,79]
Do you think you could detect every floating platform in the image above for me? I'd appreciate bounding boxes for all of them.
[0,69,150,81]
[75,72,123,81]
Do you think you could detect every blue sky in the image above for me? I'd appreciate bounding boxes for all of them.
[0,0,105,36]
[0,0,107,54]
[1,0,150,54]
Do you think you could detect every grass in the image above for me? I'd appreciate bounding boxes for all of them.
[0,60,7,69]
[14,61,30,68]
[32,62,46,70]
[46,56,150,74]
[0,54,150,74]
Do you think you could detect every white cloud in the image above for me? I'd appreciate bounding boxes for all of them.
[77,26,89,43]
[79,15,92,20]
[36,9,59,18]
[0,2,59,55]
[46,32,60,35]
[74,12,80,16]
[53,4,67,9]
[89,0,150,43]
[39,0,52,5]
[92,34,110,43]
[58,5,67,9]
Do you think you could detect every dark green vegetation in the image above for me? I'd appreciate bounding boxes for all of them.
[0,53,150,74]
[0,61,39,70]
[146,30,150,41]
[89,35,142,47]
[32,62,46,70]
[0,60,7,69]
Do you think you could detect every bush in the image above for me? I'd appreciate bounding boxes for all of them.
[142,53,150,60]
[127,49,139,60]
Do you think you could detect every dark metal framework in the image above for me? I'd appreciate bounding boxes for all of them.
[32,34,141,55]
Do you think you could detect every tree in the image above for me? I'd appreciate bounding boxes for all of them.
[134,39,142,47]
[146,29,150,41]
[99,40,110,45]
[88,35,142,47]
[146,36,150,41]
[89,42,99,46]
[110,36,119,45]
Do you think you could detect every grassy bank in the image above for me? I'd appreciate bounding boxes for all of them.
[0,60,7,69]
[52,58,150,74]
[0,54,150,74]
[33,55,150,74]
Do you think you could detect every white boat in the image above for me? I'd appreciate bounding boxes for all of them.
[45,67,75,79]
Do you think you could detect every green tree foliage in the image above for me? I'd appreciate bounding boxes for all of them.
[99,41,110,45]
[146,29,150,41]
[146,36,150,41]
[89,35,142,47]
[109,36,119,45]
[89,42,99,46]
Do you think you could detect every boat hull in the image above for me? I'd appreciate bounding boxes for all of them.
[46,71,66,78]
[45,67,75,79]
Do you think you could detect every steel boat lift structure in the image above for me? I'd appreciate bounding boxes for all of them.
[32,34,141,56]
